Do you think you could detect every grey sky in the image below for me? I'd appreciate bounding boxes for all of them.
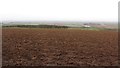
[0,0,119,23]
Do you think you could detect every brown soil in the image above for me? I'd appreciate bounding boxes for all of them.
[2,28,118,66]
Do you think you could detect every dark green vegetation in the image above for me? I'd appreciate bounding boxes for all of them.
[2,25,117,31]
[2,25,69,28]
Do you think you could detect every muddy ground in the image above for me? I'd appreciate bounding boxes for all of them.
[2,28,118,66]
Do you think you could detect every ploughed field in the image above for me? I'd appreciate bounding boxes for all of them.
[2,28,118,66]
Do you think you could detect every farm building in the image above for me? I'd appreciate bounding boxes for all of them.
[82,24,91,28]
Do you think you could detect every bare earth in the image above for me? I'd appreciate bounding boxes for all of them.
[2,28,118,66]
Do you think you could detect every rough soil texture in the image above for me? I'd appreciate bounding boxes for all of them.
[2,28,118,66]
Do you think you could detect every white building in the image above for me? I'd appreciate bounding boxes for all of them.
[83,25,91,28]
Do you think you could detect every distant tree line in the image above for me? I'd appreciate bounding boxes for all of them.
[2,25,69,28]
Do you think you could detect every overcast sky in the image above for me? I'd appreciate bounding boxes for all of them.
[0,0,119,23]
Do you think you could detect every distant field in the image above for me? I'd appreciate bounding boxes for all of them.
[2,24,118,31]
[2,28,118,66]
[78,27,118,31]
[2,27,118,32]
